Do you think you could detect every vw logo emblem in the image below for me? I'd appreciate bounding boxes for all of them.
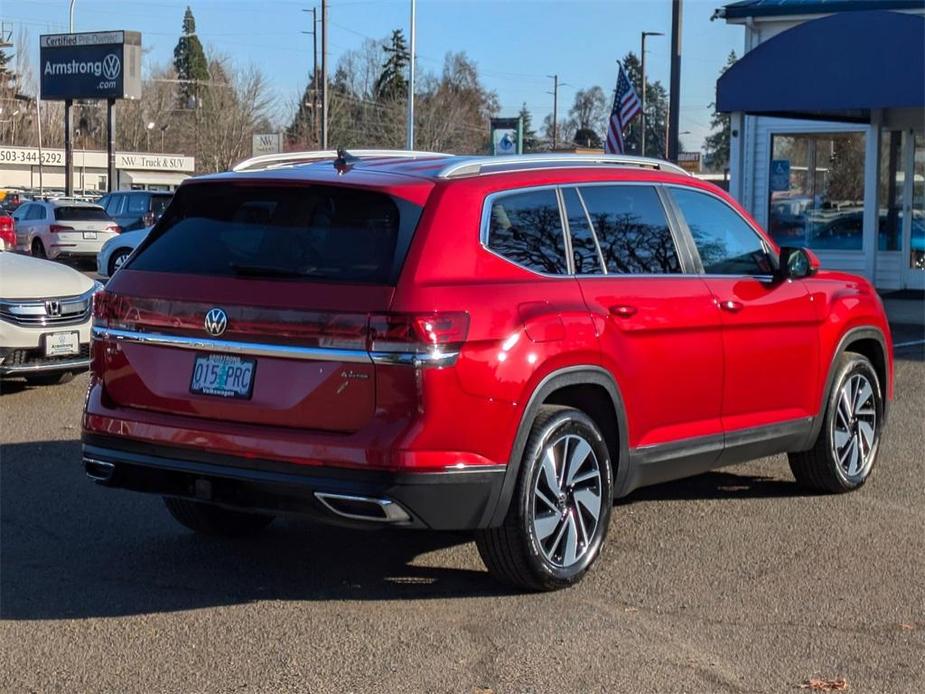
[102,53,121,81]
[204,308,228,337]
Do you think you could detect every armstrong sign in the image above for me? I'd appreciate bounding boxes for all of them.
[40,31,141,100]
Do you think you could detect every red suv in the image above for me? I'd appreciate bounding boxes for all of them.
[83,151,893,591]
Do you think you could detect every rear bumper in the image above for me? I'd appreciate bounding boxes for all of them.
[81,435,507,531]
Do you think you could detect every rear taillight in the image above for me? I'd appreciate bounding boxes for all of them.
[92,290,121,328]
[0,218,13,246]
[49,224,74,233]
[106,224,122,234]
[368,312,469,367]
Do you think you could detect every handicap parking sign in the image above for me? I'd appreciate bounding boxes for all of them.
[770,160,791,192]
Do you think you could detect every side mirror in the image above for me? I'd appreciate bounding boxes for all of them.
[778,246,819,279]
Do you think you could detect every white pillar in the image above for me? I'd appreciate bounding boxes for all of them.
[728,111,745,204]
[862,110,882,282]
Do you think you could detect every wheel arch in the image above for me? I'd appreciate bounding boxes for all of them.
[799,325,890,450]
[484,365,629,527]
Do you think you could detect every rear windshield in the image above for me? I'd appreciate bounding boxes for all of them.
[55,206,109,221]
[128,184,422,284]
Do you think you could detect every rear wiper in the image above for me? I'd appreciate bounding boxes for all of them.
[228,263,307,278]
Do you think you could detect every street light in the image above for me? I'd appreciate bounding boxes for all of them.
[640,31,664,157]
[145,121,155,151]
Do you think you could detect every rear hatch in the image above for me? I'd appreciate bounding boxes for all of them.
[54,205,118,240]
[97,178,430,433]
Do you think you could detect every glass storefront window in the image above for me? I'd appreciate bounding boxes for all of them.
[878,131,903,251]
[912,135,924,272]
[768,132,865,251]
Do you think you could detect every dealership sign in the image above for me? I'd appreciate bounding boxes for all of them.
[40,31,142,101]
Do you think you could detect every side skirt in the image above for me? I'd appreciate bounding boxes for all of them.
[619,417,814,496]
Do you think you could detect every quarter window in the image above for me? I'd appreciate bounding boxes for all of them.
[579,185,681,274]
[27,204,45,221]
[562,187,604,274]
[670,188,773,275]
[487,189,567,275]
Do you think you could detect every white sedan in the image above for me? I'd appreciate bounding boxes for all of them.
[97,226,151,277]
[0,251,101,385]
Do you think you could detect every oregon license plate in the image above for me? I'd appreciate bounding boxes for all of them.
[190,353,256,399]
[44,331,80,357]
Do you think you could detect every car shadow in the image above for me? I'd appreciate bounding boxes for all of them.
[2,439,819,621]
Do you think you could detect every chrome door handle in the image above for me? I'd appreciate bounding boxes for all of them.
[719,300,743,313]
[609,304,638,318]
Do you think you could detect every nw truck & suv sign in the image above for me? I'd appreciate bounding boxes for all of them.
[40,31,141,101]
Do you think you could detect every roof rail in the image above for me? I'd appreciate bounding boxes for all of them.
[436,153,690,179]
[232,149,451,173]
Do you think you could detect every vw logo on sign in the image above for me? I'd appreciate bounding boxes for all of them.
[102,53,121,81]
[204,308,228,337]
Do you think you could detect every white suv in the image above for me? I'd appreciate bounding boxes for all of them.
[12,199,121,260]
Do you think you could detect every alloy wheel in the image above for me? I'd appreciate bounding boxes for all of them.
[530,433,603,568]
[832,373,877,480]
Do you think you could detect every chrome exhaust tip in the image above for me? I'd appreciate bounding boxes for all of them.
[314,492,411,523]
[84,457,115,482]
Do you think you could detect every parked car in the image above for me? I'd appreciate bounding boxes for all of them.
[11,199,121,260]
[0,250,101,384]
[97,226,151,278]
[97,190,173,232]
[83,151,893,591]
[0,212,14,251]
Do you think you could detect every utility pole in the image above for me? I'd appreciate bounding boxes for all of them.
[547,74,559,150]
[301,7,318,145]
[667,0,682,162]
[640,30,663,158]
[320,0,328,149]
[406,0,416,150]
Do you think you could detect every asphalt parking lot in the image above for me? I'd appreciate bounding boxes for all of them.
[1,342,922,693]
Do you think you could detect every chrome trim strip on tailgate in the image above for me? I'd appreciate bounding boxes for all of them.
[92,326,374,364]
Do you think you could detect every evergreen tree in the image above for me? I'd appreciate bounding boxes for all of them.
[0,47,17,94]
[703,50,738,171]
[287,71,321,147]
[375,30,409,101]
[173,6,209,107]
[518,103,538,152]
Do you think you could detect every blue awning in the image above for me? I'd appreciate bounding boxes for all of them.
[717,10,925,121]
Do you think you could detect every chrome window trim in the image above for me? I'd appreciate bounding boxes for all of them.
[93,326,375,364]
[564,187,607,275]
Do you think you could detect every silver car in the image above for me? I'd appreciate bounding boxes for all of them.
[12,199,120,261]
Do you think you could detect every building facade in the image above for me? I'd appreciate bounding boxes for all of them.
[716,0,925,290]
[0,146,194,194]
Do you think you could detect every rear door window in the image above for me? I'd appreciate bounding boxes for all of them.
[486,188,567,275]
[561,187,604,274]
[27,204,46,221]
[126,194,149,215]
[579,185,682,274]
[128,184,422,285]
[54,206,110,221]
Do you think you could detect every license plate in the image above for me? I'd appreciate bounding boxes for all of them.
[190,353,256,399]
[83,231,97,239]
[44,331,80,357]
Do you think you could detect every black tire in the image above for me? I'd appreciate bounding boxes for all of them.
[24,370,76,386]
[108,248,131,276]
[788,353,883,493]
[31,238,46,258]
[475,405,614,591]
[163,497,274,537]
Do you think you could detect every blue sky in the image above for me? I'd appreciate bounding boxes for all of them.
[9,0,744,150]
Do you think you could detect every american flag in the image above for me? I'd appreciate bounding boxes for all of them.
[605,64,642,154]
